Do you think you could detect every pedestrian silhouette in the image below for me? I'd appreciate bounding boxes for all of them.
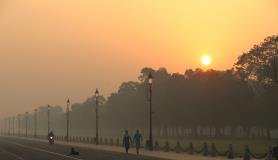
[123,130,132,154]
[133,129,142,155]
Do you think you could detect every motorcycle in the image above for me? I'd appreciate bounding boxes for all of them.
[48,136,54,145]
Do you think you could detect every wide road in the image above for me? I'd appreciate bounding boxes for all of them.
[0,136,168,160]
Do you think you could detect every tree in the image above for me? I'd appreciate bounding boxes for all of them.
[234,35,278,95]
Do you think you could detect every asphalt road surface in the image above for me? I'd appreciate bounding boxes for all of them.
[0,136,168,160]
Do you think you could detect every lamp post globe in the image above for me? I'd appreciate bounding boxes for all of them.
[148,72,153,84]
[95,89,99,97]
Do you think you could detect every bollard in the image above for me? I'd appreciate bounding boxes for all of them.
[203,143,209,156]
[164,141,170,152]
[210,143,217,157]
[243,145,251,160]
[145,140,149,150]
[90,137,94,144]
[227,144,234,159]
[110,138,114,146]
[265,146,274,160]
[154,140,160,151]
[188,142,194,154]
[175,141,182,153]
[116,138,120,146]
[104,138,108,145]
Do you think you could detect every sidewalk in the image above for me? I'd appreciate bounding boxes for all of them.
[4,136,242,160]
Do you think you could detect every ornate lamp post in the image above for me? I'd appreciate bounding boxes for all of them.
[12,117,14,136]
[66,99,70,142]
[34,109,37,137]
[47,105,50,135]
[95,88,99,145]
[17,114,21,136]
[8,117,10,136]
[148,72,154,151]
[25,112,29,137]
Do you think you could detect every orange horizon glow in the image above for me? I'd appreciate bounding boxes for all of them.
[0,0,278,116]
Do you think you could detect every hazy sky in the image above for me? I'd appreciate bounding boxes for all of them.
[0,0,278,117]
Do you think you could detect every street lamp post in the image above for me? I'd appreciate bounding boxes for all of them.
[17,114,20,136]
[47,105,50,135]
[4,118,6,135]
[66,99,70,142]
[7,118,9,135]
[274,37,278,82]
[12,117,14,136]
[25,112,29,137]
[8,117,10,136]
[148,72,154,151]
[34,109,37,137]
[95,89,99,145]
[1,119,3,135]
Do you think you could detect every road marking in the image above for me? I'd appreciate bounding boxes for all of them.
[0,146,25,160]
[3,140,83,160]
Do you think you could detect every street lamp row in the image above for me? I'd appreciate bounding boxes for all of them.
[1,74,154,150]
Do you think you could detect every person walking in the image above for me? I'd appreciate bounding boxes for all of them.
[133,129,142,155]
[123,130,132,154]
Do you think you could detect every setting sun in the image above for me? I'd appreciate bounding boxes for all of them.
[201,55,212,66]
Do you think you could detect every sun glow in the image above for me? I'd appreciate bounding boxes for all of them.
[201,55,212,66]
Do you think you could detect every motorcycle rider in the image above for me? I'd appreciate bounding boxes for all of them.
[48,130,54,138]
[48,130,55,144]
